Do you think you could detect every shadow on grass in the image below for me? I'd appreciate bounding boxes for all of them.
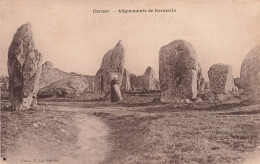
[141,98,260,113]
[219,109,260,115]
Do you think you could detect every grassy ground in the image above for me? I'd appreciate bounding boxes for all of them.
[1,92,260,164]
[0,106,79,164]
[90,104,260,164]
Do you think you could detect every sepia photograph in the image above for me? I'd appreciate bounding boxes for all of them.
[0,0,260,163]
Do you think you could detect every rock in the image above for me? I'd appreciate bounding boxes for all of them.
[198,91,214,101]
[208,63,235,94]
[39,61,95,94]
[215,93,230,101]
[121,68,131,91]
[143,66,158,90]
[204,81,210,90]
[0,76,9,91]
[232,86,239,93]
[83,75,95,92]
[197,64,205,92]
[95,40,125,95]
[60,129,66,133]
[40,61,71,88]
[40,123,46,127]
[0,76,9,100]
[129,67,160,91]
[184,99,192,103]
[33,123,38,128]
[234,78,242,89]
[159,40,202,102]
[130,74,143,91]
[38,76,92,98]
[8,23,42,111]
[194,97,202,103]
[240,45,260,93]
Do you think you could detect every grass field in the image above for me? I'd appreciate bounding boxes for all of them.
[1,92,260,164]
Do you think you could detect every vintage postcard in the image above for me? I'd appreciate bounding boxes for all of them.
[0,0,260,163]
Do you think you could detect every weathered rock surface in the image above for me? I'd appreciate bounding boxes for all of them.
[204,81,210,90]
[40,61,71,88]
[95,40,125,95]
[159,40,201,102]
[121,68,131,91]
[8,23,42,110]
[129,67,159,91]
[234,78,242,89]
[38,75,94,98]
[39,61,95,96]
[240,45,260,93]
[0,76,9,100]
[197,64,205,92]
[208,63,235,94]
[130,74,144,91]
[143,66,158,90]
[0,76,9,91]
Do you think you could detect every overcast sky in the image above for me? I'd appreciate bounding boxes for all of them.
[0,0,260,80]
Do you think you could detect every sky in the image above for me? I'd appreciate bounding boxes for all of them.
[0,0,260,80]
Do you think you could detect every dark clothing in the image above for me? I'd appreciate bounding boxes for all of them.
[110,79,122,102]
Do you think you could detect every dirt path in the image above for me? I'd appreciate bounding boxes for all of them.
[59,113,109,164]
[2,106,109,164]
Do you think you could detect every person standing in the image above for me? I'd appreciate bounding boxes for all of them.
[110,75,123,102]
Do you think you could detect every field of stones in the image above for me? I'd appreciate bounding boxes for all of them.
[1,23,260,164]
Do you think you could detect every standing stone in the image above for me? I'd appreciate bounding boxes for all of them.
[197,64,205,92]
[143,66,157,91]
[129,67,159,91]
[8,23,42,111]
[234,78,242,89]
[159,40,201,102]
[208,63,235,94]
[240,46,260,93]
[121,68,131,91]
[129,74,143,91]
[154,78,160,90]
[95,40,125,95]
[0,76,9,91]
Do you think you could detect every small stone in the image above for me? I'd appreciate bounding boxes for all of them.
[60,129,66,133]
[185,99,192,103]
[40,123,46,127]
[195,98,202,103]
[33,123,38,128]
[216,93,229,101]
